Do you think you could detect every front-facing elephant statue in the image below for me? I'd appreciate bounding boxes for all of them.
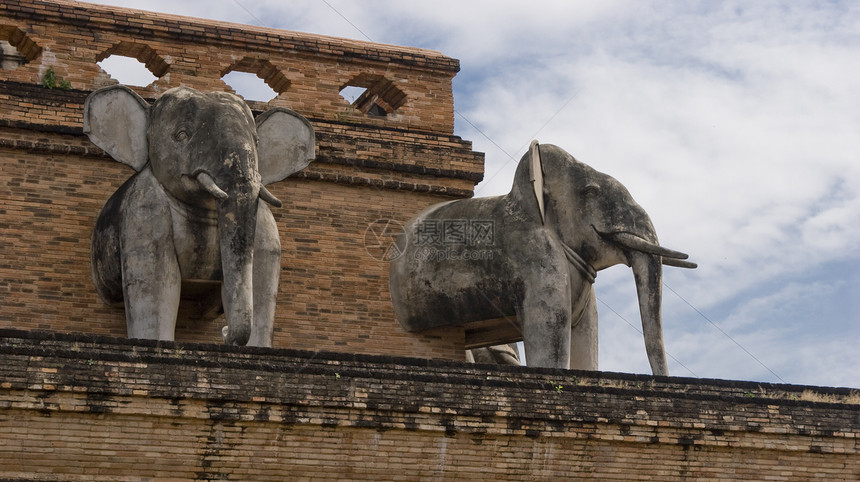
[84,85,315,346]
[389,141,695,375]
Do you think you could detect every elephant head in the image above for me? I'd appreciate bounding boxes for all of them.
[511,141,696,374]
[84,85,315,345]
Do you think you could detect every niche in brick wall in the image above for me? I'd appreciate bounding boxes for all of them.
[0,40,26,70]
[0,25,42,70]
[339,74,406,117]
[222,71,278,102]
[98,56,158,86]
[96,42,167,87]
[221,57,289,102]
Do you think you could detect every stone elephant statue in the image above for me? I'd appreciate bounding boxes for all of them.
[467,344,521,365]
[84,85,315,346]
[389,141,695,375]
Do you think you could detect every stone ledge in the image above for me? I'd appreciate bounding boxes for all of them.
[1,328,857,479]
[1,329,856,435]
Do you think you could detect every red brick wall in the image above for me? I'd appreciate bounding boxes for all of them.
[0,0,484,359]
[1,331,857,480]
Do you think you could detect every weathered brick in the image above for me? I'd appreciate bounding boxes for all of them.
[0,330,857,480]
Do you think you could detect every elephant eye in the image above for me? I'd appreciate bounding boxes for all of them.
[173,130,189,142]
[583,185,601,198]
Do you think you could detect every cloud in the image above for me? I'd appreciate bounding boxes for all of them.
[454,2,860,319]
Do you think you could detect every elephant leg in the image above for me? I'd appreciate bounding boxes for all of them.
[520,282,572,369]
[119,182,181,340]
[247,206,280,347]
[570,285,598,370]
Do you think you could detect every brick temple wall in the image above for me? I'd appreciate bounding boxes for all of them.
[1,330,857,480]
[0,0,484,358]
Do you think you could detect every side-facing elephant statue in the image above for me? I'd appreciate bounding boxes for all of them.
[389,141,695,375]
[84,85,315,346]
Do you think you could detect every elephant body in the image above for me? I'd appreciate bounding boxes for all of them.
[91,168,282,344]
[390,142,695,375]
[85,85,315,346]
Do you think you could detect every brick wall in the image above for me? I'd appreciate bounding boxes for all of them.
[0,0,460,132]
[1,330,857,480]
[0,0,484,358]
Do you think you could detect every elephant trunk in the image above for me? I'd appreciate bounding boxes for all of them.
[629,250,669,376]
[208,172,260,346]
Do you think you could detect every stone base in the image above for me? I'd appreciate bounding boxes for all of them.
[0,329,857,480]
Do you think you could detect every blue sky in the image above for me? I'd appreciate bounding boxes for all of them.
[86,0,860,388]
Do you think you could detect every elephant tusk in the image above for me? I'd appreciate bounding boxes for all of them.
[258,186,282,208]
[662,258,698,269]
[605,231,690,260]
[196,171,228,200]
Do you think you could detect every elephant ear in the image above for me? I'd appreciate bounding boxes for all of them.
[83,85,150,172]
[256,108,316,185]
[528,140,546,224]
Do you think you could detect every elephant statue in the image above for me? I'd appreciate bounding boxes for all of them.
[389,141,695,375]
[84,85,315,346]
[467,344,521,365]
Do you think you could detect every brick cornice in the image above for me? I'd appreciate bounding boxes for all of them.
[0,120,480,198]
[0,117,484,181]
